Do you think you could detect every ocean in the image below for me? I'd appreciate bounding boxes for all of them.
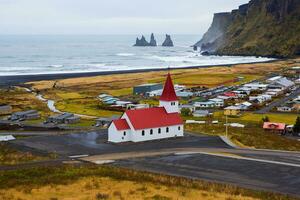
[0,35,274,76]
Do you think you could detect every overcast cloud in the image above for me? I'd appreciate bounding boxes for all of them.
[0,0,249,35]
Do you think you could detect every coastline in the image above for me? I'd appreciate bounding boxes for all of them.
[0,59,281,87]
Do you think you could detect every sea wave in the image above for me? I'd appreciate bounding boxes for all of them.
[116,53,135,57]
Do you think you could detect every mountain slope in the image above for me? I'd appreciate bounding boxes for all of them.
[195,0,300,58]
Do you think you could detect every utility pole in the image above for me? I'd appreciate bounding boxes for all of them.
[225,115,228,138]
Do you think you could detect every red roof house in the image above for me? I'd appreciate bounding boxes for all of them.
[263,122,286,133]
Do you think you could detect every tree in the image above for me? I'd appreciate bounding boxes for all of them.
[293,116,300,136]
[262,116,270,122]
[181,108,191,116]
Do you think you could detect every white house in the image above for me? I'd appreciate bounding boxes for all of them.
[243,83,268,91]
[108,73,184,143]
[194,101,216,108]
[209,98,224,107]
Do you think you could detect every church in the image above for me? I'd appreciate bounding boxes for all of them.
[108,73,184,143]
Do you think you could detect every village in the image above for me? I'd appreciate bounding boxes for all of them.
[2,66,300,140]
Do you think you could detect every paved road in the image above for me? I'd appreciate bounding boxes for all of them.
[256,87,300,114]
[11,131,230,156]
[111,153,300,197]
[8,130,300,196]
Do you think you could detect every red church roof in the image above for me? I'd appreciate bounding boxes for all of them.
[125,107,183,130]
[159,73,178,101]
[113,119,130,130]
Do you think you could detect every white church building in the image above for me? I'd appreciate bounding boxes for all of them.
[108,73,184,143]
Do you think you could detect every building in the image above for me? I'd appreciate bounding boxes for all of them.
[243,83,268,91]
[96,116,120,127]
[0,104,12,115]
[193,110,211,117]
[47,113,80,124]
[133,83,163,95]
[224,106,241,116]
[179,104,196,113]
[263,122,286,134]
[11,110,40,121]
[108,73,184,143]
[194,101,216,108]
[277,106,293,112]
[209,98,224,107]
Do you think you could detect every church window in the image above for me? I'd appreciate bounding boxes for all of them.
[150,129,153,135]
[166,127,169,133]
[178,126,181,130]
[142,130,145,136]
[158,128,161,134]
[123,131,126,136]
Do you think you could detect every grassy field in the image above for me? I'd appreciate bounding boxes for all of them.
[185,119,300,151]
[22,58,299,120]
[0,143,50,165]
[0,164,298,200]
[0,87,51,117]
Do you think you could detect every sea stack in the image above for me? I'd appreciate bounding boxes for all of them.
[134,35,150,46]
[162,34,174,47]
[149,33,157,46]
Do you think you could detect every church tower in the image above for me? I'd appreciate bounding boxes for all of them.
[159,73,179,113]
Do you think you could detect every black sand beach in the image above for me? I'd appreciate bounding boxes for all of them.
[0,59,279,87]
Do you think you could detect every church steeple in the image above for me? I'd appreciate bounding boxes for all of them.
[159,72,179,113]
[159,73,178,101]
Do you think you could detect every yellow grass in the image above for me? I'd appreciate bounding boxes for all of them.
[240,112,298,125]
[1,176,259,200]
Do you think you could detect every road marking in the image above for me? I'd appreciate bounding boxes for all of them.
[95,160,115,164]
[178,151,300,168]
[69,154,89,158]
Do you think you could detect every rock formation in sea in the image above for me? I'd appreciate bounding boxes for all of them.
[134,35,150,46]
[194,0,300,58]
[162,34,174,47]
[149,33,157,46]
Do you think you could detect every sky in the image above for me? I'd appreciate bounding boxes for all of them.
[0,0,249,35]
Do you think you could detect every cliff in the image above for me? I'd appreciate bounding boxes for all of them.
[134,33,157,47]
[195,0,300,58]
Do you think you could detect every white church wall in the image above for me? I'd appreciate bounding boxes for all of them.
[159,100,179,113]
[132,124,184,142]
[108,123,131,143]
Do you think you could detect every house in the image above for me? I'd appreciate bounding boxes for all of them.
[98,94,112,100]
[223,92,238,99]
[193,110,212,117]
[96,115,120,127]
[133,83,163,95]
[0,104,12,115]
[266,76,282,83]
[263,122,286,134]
[274,77,295,89]
[277,106,293,112]
[115,101,132,108]
[108,73,184,143]
[243,83,268,91]
[209,98,224,107]
[11,110,40,121]
[179,104,196,113]
[127,104,149,110]
[236,101,252,110]
[232,90,248,98]
[194,101,215,108]
[224,106,241,116]
[47,113,80,124]
[249,94,271,104]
